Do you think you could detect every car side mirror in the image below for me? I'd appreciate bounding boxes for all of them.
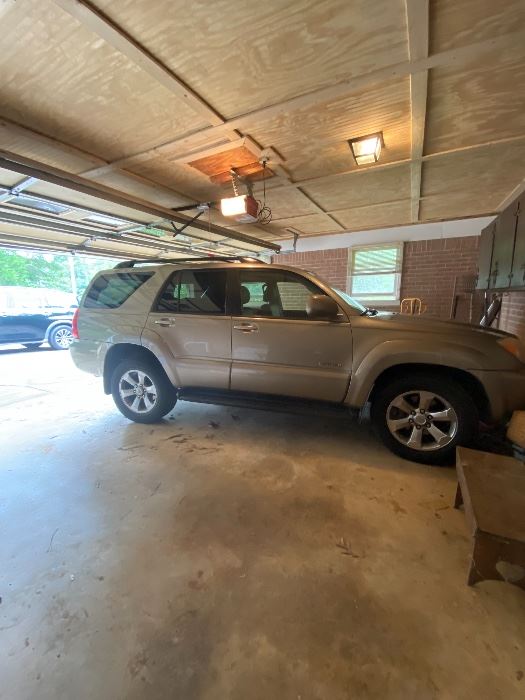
[306,294,340,321]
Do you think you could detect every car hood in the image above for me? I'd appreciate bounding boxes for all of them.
[369,311,513,339]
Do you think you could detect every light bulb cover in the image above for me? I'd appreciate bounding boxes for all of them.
[349,133,383,166]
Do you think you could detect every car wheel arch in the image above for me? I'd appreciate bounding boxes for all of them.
[103,343,175,395]
[368,363,491,423]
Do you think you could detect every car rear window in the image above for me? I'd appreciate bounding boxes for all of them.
[84,272,153,309]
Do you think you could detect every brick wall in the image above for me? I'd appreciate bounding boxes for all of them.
[400,236,481,321]
[499,291,525,343]
[272,236,525,335]
[272,248,348,290]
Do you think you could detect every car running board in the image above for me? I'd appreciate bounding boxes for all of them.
[177,388,359,420]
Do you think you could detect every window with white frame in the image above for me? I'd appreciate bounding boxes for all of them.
[347,243,403,304]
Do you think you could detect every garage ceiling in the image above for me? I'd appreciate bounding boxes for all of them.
[0,0,524,258]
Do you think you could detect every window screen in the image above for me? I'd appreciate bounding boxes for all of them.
[348,244,403,303]
[84,272,152,309]
[239,269,322,320]
[156,269,227,315]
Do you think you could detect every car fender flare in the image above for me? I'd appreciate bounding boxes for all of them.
[140,327,181,387]
[345,339,488,407]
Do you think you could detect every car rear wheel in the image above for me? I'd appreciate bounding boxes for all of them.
[48,324,73,350]
[371,373,478,465]
[111,359,177,423]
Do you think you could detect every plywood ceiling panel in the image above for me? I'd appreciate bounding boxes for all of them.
[430,0,525,53]
[333,201,412,230]
[0,119,101,173]
[0,0,208,162]
[264,214,342,236]
[92,0,408,119]
[127,157,224,203]
[248,78,411,181]
[425,43,525,154]
[256,187,322,220]
[421,142,525,200]
[420,194,500,222]
[94,171,189,209]
[300,164,412,212]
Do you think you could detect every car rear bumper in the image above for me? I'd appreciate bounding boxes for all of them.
[70,339,108,377]
[472,367,525,422]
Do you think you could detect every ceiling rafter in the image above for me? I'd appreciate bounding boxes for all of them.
[405,0,429,223]
[77,30,524,178]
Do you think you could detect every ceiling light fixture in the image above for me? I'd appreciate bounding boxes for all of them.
[348,132,383,166]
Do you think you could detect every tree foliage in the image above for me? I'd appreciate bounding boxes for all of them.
[0,249,121,300]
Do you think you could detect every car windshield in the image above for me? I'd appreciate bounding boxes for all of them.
[330,287,367,314]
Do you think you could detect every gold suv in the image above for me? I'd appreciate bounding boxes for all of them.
[70,257,525,465]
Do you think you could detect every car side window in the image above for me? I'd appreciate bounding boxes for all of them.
[239,269,324,320]
[84,272,153,309]
[156,269,227,315]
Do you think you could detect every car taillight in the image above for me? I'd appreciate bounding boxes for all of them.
[72,307,80,339]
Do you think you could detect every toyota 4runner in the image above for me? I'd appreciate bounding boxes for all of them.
[70,257,525,464]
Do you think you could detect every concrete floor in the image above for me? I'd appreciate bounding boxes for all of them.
[1,346,524,700]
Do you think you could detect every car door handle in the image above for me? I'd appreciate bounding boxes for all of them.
[233,323,259,333]
[154,317,176,327]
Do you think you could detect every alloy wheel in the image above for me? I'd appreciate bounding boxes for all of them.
[118,369,158,414]
[54,327,73,348]
[386,390,458,452]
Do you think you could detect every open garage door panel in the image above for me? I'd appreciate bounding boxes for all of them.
[0,154,279,260]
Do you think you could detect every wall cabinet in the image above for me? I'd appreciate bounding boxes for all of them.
[511,196,525,287]
[477,193,523,290]
[476,222,494,290]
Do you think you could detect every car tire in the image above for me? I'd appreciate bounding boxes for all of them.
[111,358,177,424]
[23,342,43,349]
[48,324,73,350]
[371,373,478,465]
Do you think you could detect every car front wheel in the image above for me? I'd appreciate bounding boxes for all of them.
[48,324,73,350]
[111,359,177,423]
[371,374,478,465]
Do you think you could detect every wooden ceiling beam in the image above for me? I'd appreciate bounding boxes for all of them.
[51,0,239,141]
[405,0,429,223]
[78,30,523,177]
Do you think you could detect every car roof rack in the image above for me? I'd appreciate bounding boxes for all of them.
[114,255,267,269]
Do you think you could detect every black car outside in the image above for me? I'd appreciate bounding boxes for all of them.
[0,286,77,350]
